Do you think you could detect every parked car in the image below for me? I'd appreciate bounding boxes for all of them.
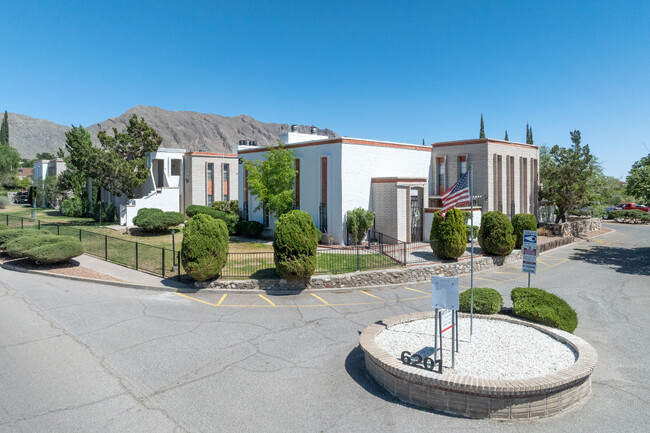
[615,203,649,212]
[13,191,29,204]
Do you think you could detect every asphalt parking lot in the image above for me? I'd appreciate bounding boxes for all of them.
[0,222,648,432]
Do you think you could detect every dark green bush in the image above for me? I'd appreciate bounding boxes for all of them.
[465,225,479,239]
[345,207,374,244]
[24,240,84,263]
[235,220,249,235]
[181,214,229,282]
[608,209,650,223]
[186,205,239,235]
[0,223,6,231]
[132,208,185,233]
[273,210,319,279]
[5,234,68,257]
[429,208,466,259]
[61,196,88,218]
[459,288,503,314]
[211,200,239,215]
[0,229,41,247]
[511,214,538,249]
[92,202,117,222]
[478,211,515,256]
[511,287,578,333]
[246,221,264,238]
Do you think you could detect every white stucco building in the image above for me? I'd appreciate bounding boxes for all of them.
[238,132,431,244]
[98,147,238,225]
[32,158,67,208]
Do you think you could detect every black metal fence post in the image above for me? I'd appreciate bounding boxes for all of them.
[105,235,108,260]
[356,246,360,271]
[21,217,23,229]
[403,242,407,265]
[38,220,40,230]
[177,251,181,282]
[57,224,60,235]
[79,230,82,242]
[162,248,165,278]
[135,242,139,270]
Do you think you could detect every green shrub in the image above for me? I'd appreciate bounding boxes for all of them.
[465,225,479,239]
[211,200,239,215]
[0,196,8,209]
[459,288,503,314]
[5,234,67,257]
[478,211,515,256]
[511,287,578,333]
[246,221,265,238]
[235,220,249,235]
[92,202,117,223]
[273,210,319,279]
[132,208,185,233]
[24,240,84,263]
[429,208,466,259]
[345,207,374,244]
[0,229,41,247]
[61,196,88,218]
[511,214,538,249]
[186,204,239,235]
[181,214,229,282]
[0,223,7,231]
[608,209,650,223]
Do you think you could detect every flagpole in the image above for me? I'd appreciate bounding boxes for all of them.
[470,165,474,339]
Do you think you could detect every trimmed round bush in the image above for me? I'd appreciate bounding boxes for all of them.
[181,214,229,282]
[273,210,319,279]
[429,208,466,260]
[235,220,248,235]
[512,214,538,249]
[459,287,503,314]
[0,229,41,247]
[24,240,84,264]
[132,208,185,233]
[5,234,69,258]
[246,221,264,238]
[478,211,515,256]
[511,287,578,333]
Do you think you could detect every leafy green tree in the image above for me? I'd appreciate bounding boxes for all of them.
[345,207,374,244]
[35,152,56,160]
[0,143,20,187]
[58,125,94,198]
[244,141,296,218]
[539,130,599,223]
[504,130,509,141]
[626,154,650,204]
[479,114,486,138]
[0,111,8,146]
[94,115,162,199]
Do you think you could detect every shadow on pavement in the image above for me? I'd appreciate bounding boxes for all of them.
[569,246,650,276]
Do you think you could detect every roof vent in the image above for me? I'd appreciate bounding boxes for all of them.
[310,126,317,135]
[250,140,257,146]
[291,124,297,132]
[239,139,248,146]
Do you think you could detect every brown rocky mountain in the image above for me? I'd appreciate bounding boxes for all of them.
[7,105,338,158]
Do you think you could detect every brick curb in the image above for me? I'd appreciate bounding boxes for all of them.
[359,312,597,419]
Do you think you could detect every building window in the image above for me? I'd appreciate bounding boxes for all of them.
[437,157,446,195]
[222,163,230,201]
[458,155,467,180]
[171,159,181,176]
[207,163,214,206]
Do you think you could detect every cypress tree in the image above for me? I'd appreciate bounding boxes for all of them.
[422,138,425,146]
[529,127,533,144]
[0,111,8,146]
[479,114,486,139]
[525,123,530,144]
[504,130,509,141]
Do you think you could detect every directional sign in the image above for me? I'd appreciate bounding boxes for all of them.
[522,229,538,274]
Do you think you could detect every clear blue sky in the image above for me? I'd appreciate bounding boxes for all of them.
[2,1,648,179]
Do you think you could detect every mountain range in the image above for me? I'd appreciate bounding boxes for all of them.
[5,106,338,159]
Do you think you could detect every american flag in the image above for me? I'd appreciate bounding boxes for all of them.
[441,171,470,217]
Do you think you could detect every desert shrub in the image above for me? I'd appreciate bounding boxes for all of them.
[429,208,466,260]
[465,225,479,239]
[61,196,88,218]
[0,229,41,247]
[23,240,84,263]
[186,204,239,235]
[246,221,265,238]
[181,214,229,282]
[273,210,319,279]
[608,209,650,223]
[132,208,185,233]
[92,202,117,223]
[537,227,551,237]
[345,207,374,244]
[459,288,503,314]
[211,200,239,215]
[478,211,515,256]
[511,287,578,333]
[511,214,538,249]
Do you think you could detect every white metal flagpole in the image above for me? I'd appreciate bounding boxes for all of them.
[470,165,474,339]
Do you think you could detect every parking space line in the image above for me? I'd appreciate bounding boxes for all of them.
[258,294,276,306]
[360,290,384,301]
[403,286,428,294]
[216,294,227,306]
[175,292,220,307]
[311,293,330,305]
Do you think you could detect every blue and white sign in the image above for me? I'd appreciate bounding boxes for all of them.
[522,230,538,274]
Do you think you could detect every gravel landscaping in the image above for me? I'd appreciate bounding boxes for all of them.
[375,316,577,380]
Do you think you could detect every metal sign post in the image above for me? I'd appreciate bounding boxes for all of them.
[522,230,538,286]
[431,276,460,370]
[469,165,474,339]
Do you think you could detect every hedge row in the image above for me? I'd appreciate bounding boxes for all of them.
[235,220,265,238]
[132,208,185,233]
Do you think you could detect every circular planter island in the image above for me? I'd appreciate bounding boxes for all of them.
[359,311,597,419]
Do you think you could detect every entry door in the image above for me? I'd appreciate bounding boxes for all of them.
[410,195,423,242]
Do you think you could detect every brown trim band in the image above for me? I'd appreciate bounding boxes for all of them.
[372,177,427,183]
[433,138,537,150]
[184,152,238,157]
[238,138,431,154]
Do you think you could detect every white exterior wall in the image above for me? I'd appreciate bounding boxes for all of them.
[280,131,329,144]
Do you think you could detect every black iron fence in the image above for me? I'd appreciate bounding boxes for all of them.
[2,214,441,281]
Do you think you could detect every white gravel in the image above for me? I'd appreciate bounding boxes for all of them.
[375,317,577,380]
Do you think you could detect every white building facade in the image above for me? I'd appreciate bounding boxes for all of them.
[238,134,431,244]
